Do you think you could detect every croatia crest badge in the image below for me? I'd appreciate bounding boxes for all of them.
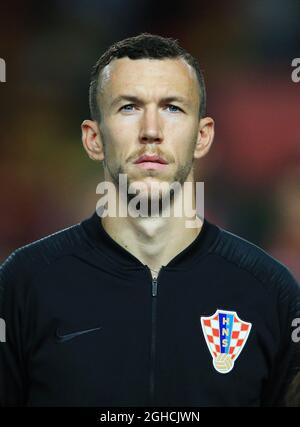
[200,309,252,374]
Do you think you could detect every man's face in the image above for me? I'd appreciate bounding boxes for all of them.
[97,57,203,193]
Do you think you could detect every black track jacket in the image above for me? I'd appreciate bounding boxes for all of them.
[1,211,300,406]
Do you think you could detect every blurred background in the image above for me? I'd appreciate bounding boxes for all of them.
[0,0,300,281]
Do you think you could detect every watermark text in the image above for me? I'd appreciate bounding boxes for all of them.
[291,58,300,83]
[0,58,6,82]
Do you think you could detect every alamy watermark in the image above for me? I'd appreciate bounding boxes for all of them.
[291,58,300,83]
[291,318,300,343]
[95,174,204,228]
[0,317,6,342]
[0,58,6,82]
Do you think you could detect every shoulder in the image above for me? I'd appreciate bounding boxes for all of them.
[0,221,87,293]
[210,225,300,300]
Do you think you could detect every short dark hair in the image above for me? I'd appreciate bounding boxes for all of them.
[89,33,206,123]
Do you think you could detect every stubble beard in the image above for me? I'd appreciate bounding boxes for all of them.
[104,156,194,217]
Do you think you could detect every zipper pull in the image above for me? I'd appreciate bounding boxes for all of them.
[152,277,158,297]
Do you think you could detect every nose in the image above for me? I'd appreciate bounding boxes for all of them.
[139,107,163,145]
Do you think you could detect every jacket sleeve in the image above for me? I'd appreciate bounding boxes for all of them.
[261,266,300,406]
[0,250,28,406]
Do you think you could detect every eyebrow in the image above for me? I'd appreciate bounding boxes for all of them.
[110,95,189,108]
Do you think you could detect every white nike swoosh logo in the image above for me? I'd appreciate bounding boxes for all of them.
[55,326,102,342]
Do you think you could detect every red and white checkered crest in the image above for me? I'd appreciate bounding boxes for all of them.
[200,309,252,374]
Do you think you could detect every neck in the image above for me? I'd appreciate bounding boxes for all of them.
[101,176,203,274]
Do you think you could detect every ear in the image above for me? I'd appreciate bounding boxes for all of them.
[194,117,215,160]
[81,119,105,161]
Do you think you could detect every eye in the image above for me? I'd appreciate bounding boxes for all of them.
[119,104,136,112]
[166,104,182,112]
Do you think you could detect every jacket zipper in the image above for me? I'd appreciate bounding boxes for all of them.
[148,268,162,404]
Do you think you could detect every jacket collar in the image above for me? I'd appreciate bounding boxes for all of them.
[80,210,221,271]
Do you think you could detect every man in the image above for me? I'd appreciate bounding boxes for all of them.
[1,33,300,407]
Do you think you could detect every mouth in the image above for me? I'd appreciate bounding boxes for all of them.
[133,155,168,170]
